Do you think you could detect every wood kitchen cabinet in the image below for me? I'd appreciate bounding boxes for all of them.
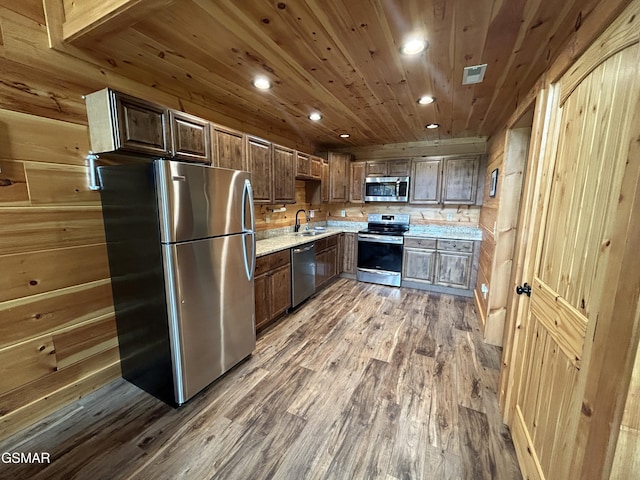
[296,152,314,179]
[350,162,365,203]
[254,250,291,331]
[402,237,437,284]
[212,124,246,170]
[310,156,323,180]
[273,145,296,203]
[365,159,410,177]
[85,88,170,156]
[321,158,330,203]
[402,236,476,294]
[169,110,211,163]
[410,157,442,204]
[342,232,358,275]
[327,152,351,203]
[315,235,339,289]
[247,136,273,203]
[441,156,480,204]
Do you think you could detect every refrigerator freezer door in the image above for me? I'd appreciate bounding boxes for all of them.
[156,160,252,243]
[163,234,256,404]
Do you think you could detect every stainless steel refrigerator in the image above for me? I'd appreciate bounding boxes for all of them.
[98,158,256,406]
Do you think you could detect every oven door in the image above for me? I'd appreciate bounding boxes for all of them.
[357,234,403,286]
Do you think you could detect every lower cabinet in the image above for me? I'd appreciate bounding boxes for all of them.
[254,250,291,331]
[402,236,476,295]
[315,235,339,290]
[342,232,358,275]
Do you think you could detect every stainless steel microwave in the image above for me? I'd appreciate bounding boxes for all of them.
[364,176,410,202]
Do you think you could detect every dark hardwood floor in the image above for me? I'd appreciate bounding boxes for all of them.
[0,279,522,480]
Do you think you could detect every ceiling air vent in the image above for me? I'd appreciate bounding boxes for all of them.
[462,64,487,85]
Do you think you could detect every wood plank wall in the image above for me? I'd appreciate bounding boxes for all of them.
[0,2,316,442]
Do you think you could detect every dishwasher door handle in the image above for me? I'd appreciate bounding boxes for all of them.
[293,244,315,254]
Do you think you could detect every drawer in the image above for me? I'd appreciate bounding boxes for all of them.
[436,239,474,253]
[404,237,437,249]
[325,235,338,248]
[255,249,290,276]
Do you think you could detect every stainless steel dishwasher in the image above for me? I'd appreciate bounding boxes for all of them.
[291,242,316,308]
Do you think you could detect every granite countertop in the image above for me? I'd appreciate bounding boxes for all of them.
[256,222,482,257]
[256,228,345,257]
[406,224,483,241]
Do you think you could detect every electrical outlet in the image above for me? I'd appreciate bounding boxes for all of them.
[310,210,315,218]
[481,283,489,299]
[446,213,453,221]
[265,215,270,223]
[340,210,346,217]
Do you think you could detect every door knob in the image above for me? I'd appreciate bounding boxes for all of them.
[516,283,532,297]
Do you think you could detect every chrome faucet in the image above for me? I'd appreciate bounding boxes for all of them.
[294,209,308,232]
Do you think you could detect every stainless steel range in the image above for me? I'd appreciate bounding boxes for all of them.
[357,213,410,287]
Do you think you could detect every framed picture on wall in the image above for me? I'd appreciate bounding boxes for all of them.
[489,168,498,197]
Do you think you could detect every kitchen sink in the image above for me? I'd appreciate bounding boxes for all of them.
[295,231,319,236]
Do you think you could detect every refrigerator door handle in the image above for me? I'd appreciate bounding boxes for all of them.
[242,179,256,281]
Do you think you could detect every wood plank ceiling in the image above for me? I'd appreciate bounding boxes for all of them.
[60,0,610,149]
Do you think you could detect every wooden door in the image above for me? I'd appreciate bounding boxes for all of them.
[342,233,358,274]
[247,136,272,204]
[273,145,295,204]
[506,6,640,479]
[114,93,169,155]
[296,152,311,178]
[441,156,479,204]
[329,153,349,202]
[365,161,387,176]
[321,159,330,203]
[350,162,365,203]
[387,159,410,176]
[169,111,211,163]
[269,264,291,319]
[410,157,442,204]
[212,125,245,170]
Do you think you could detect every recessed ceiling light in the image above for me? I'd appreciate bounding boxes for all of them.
[400,38,427,55]
[308,112,322,121]
[417,96,435,105]
[252,76,271,90]
[426,123,439,129]
[339,133,350,138]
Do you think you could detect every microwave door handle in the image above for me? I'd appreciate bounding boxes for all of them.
[396,179,400,197]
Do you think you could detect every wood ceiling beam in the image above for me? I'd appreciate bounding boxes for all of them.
[60,0,176,44]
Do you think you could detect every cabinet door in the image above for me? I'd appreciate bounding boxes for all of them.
[410,157,442,204]
[326,246,338,282]
[212,125,246,170]
[115,93,169,155]
[254,273,270,331]
[343,233,358,274]
[310,156,322,179]
[442,156,479,204]
[247,137,272,203]
[365,161,387,176]
[329,153,350,202]
[273,145,295,203]
[315,249,328,289]
[269,264,291,318]
[435,252,472,289]
[388,159,410,176]
[170,111,211,163]
[321,159,330,203]
[402,247,436,284]
[296,152,311,178]
[350,162,365,203]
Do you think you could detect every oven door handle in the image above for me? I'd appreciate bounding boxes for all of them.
[358,233,403,244]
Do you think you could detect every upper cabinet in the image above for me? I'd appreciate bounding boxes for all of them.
[247,136,273,204]
[169,111,211,163]
[328,152,351,203]
[365,159,410,177]
[410,157,442,204]
[273,145,295,204]
[212,124,246,171]
[441,156,479,204]
[86,88,170,156]
[350,162,365,203]
[295,152,311,179]
[410,155,482,205]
